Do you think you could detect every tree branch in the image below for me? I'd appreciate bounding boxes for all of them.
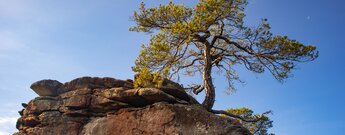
[215,35,254,55]
[184,84,205,95]
[212,109,272,123]
[179,57,203,69]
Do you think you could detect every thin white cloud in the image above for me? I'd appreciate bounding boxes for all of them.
[0,131,12,135]
[0,102,21,135]
[0,116,18,135]
[0,117,17,125]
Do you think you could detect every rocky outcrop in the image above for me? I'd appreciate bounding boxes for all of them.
[15,77,251,135]
[30,80,63,96]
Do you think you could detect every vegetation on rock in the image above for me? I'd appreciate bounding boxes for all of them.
[17,77,251,135]
[130,0,318,110]
[130,0,318,133]
[223,108,274,135]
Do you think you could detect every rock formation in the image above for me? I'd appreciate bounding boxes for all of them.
[15,77,251,135]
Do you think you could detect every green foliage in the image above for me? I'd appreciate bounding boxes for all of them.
[133,67,167,88]
[223,108,274,135]
[130,0,318,109]
[130,0,318,91]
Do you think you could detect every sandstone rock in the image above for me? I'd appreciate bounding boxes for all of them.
[17,77,251,135]
[96,88,148,106]
[62,77,133,91]
[60,88,92,99]
[30,80,63,96]
[160,86,190,101]
[18,109,24,116]
[63,109,89,117]
[25,122,82,135]
[38,111,62,126]
[21,103,28,108]
[188,94,200,104]
[138,88,183,104]
[20,115,40,127]
[18,110,88,135]
[63,95,90,109]
[161,78,184,90]
[89,95,130,113]
[81,103,251,135]
[26,97,60,115]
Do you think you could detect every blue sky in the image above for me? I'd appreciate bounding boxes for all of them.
[0,0,344,135]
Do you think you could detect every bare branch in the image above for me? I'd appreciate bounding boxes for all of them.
[179,58,203,69]
[184,84,205,95]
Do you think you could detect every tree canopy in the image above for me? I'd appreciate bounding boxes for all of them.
[222,108,274,135]
[130,0,318,111]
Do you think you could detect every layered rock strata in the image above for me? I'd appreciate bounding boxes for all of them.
[15,77,251,135]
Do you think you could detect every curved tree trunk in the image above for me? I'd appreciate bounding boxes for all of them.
[202,45,216,111]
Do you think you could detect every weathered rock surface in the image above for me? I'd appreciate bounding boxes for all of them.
[30,80,63,96]
[16,77,251,135]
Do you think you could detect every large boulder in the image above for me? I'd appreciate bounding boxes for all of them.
[61,77,133,91]
[81,102,251,135]
[30,80,63,96]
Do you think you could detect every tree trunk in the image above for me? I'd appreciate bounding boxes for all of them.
[202,45,216,111]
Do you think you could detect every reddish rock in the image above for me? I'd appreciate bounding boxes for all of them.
[96,88,148,106]
[63,95,90,109]
[60,88,92,99]
[19,115,40,128]
[62,77,133,91]
[15,77,251,135]
[25,122,82,135]
[26,97,60,115]
[89,95,130,113]
[81,103,251,135]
